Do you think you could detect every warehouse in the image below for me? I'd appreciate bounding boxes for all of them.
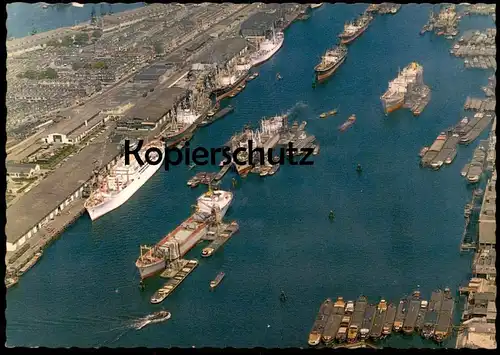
[240,12,280,40]
[192,37,248,70]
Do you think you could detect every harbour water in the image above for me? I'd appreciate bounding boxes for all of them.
[6,4,494,348]
[6,3,145,39]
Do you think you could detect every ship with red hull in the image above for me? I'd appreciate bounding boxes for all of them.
[338,13,373,44]
[135,189,233,279]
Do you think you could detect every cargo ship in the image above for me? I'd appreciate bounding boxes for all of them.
[163,94,206,147]
[210,271,225,289]
[85,140,165,221]
[381,62,424,115]
[338,114,356,132]
[393,298,408,332]
[370,299,388,339]
[421,289,443,339]
[249,27,285,67]
[359,304,376,339]
[382,303,397,338]
[314,45,347,82]
[402,291,421,334]
[308,298,333,346]
[347,296,367,343]
[434,288,454,342]
[135,190,233,279]
[338,13,373,44]
[211,68,249,99]
[322,297,345,344]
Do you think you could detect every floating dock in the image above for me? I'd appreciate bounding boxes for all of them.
[151,259,199,304]
[201,221,239,257]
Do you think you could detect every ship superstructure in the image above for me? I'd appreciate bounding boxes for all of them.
[135,189,233,279]
[163,91,205,146]
[212,64,249,98]
[338,13,373,44]
[85,140,165,221]
[314,45,348,82]
[381,62,430,115]
[249,27,285,67]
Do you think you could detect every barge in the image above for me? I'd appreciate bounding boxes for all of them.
[434,288,454,342]
[150,260,198,304]
[421,290,443,339]
[370,299,388,339]
[308,298,334,346]
[322,297,345,344]
[402,291,421,334]
[347,296,367,343]
[393,298,408,332]
[359,304,376,340]
[382,303,397,338]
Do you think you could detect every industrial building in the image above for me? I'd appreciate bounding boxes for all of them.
[6,163,41,179]
[192,37,248,70]
[478,171,496,248]
[116,86,187,131]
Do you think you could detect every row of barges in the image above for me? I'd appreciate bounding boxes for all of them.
[308,288,455,346]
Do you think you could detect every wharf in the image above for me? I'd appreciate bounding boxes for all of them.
[201,221,239,257]
[460,190,480,252]
[152,260,199,303]
[464,57,497,70]
[463,97,496,112]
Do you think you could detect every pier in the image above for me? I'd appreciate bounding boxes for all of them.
[463,97,496,112]
[460,190,481,253]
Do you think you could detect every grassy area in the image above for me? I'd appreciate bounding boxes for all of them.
[37,145,77,170]
[17,68,58,80]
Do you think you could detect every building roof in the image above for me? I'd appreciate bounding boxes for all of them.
[124,86,187,122]
[68,113,107,140]
[134,63,172,82]
[7,163,39,174]
[194,37,248,65]
[479,178,496,244]
[240,12,279,36]
[6,141,121,244]
[45,107,102,137]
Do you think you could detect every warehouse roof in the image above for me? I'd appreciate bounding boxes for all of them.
[6,141,121,243]
[124,86,187,122]
[240,12,279,34]
[194,37,248,65]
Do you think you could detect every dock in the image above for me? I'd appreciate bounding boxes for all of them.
[201,221,239,257]
[151,259,199,304]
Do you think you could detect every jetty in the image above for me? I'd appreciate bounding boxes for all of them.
[201,221,239,257]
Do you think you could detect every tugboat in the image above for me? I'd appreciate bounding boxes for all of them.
[338,114,356,132]
[135,310,171,330]
[210,272,225,289]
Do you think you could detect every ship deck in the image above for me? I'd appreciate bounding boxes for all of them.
[370,309,387,337]
[403,299,421,331]
[383,305,397,330]
[430,135,460,166]
[434,296,454,335]
[460,114,494,144]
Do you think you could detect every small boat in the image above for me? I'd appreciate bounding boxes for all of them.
[328,210,335,220]
[260,168,269,177]
[430,160,443,170]
[136,311,171,330]
[188,163,196,170]
[18,251,43,275]
[201,247,215,257]
[474,189,484,196]
[328,108,338,116]
[276,73,282,80]
[338,114,356,132]
[313,145,320,155]
[210,272,225,289]
[319,113,327,118]
[268,163,280,176]
[356,164,362,173]
[5,276,19,289]
[461,163,469,177]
